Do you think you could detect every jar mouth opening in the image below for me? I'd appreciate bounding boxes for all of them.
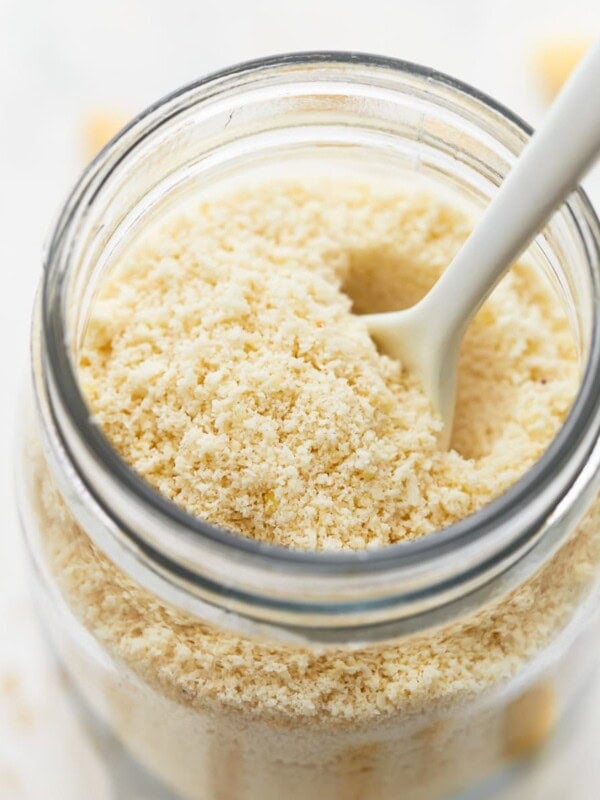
[41,50,600,583]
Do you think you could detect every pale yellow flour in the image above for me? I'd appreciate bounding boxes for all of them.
[79,180,577,550]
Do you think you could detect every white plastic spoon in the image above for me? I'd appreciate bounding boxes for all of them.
[363,41,600,448]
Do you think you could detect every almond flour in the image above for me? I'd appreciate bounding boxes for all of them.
[32,180,600,800]
[79,180,576,549]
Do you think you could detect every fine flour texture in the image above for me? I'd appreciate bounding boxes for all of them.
[79,180,576,550]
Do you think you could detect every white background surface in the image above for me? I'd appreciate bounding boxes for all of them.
[1,1,600,797]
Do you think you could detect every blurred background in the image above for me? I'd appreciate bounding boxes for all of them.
[1,0,599,797]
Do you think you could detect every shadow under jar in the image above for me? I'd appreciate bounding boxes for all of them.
[17,53,600,800]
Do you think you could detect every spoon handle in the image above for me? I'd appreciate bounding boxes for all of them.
[421,40,600,337]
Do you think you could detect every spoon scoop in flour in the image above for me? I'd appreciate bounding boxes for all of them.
[364,41,600,449]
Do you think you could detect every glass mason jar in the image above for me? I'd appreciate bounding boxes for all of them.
[18,52,600,800]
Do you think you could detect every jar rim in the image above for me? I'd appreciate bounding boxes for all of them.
[38,51,600,636]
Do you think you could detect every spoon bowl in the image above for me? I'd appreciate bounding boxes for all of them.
[363,300,461,449]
